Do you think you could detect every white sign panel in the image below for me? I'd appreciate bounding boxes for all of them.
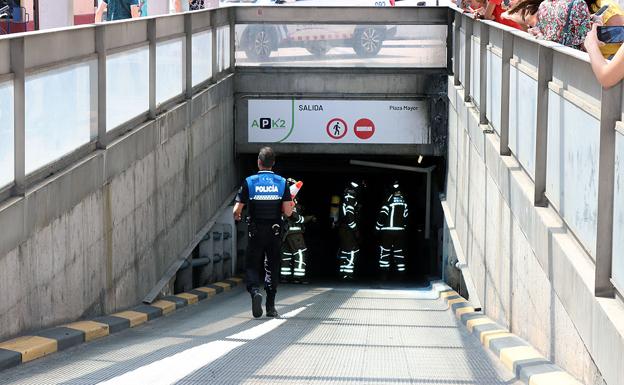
[248,99,429,144]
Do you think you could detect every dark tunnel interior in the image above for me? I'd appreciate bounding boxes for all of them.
[238,154,446,284]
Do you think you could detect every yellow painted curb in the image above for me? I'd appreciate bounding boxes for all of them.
[0,336,57,362]
[500,346,543,372]
[466,317,493,333]
[113,311,148,327]
[447,297,468,306]
[195,287,217,296]
[65,321,109,342]
[455,306,475,317]
[529,371,582,385]
[482,331,513,347]
[176,293,199,305]
[213,282,232,291]
[151,300,177,315]
[440,291,458,299]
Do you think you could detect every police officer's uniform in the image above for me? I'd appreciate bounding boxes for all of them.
[375,182,409,274]
[337,182,361,279]
[237,170,291,315]
[281,201,314,281]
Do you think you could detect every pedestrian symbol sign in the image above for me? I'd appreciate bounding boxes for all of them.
[326,118,348,139]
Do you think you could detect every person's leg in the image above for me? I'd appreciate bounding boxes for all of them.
[245,225,265,318]
[280,239,294,281]
[291,234,307,282]
[379,232,391,280]
[338,227,357,279]
[393,232,407,277]
[264,229,282,317]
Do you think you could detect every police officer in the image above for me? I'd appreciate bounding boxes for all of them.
[375,181,409,276]
[233,147,293,318]
[337,181,362,279]
[281,179,316,282]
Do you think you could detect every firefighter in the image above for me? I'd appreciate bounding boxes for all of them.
[337,181,363,279]
[375,181,408,276]
[281,179,316,283]
[233,147,293,318]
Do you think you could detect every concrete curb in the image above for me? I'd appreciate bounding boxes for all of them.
[0,277,244,372]
[439,289,584,385]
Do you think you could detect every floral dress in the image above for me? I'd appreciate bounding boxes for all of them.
[190,0,205,10]
[534,0,591,49]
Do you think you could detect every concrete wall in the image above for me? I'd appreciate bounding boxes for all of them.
[0,76,237,341]
[444,79,624,385]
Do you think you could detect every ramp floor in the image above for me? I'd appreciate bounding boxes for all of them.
[0,283,521,385]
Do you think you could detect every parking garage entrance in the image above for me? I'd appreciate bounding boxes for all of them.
[238,154,445,283]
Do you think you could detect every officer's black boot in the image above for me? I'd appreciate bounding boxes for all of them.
[265,291,279,318]
[251,289,263,318]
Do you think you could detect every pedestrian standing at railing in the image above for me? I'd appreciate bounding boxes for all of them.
[583,0,624,57]
[190,0,205,10]
[95,0,141,22]
[585,16,624,87]
[503,0,591,50]
[475,0,523,29]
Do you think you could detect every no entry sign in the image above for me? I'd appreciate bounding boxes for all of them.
[354,118,375,140]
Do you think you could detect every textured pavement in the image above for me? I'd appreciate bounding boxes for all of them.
[0,283,521,385]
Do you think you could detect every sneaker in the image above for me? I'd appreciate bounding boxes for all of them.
[251,291,263,318]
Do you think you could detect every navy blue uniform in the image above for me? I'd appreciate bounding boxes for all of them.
[237,171,292,294]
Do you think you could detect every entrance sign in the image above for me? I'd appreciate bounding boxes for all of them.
[248,99,429,144]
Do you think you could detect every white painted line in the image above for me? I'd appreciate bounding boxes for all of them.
[226,306,307,340]
[356,126,374,132]
[95,340,243,385]
[97,305,309,385]
[226,319,287,340]
[281,306,307,319]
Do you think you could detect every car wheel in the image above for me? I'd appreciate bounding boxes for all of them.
[353,26,385,57]
[244,27,276,61]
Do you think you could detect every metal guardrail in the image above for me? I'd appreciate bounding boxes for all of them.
[2,5,620,298]
[450,7,623,299]
[0,7,235,203]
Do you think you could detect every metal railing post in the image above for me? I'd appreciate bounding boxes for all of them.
[229,7,236,71]
[185,13,193,100]
[479,22,489,125]
[499,31,513,156]
[533,44,553,207]
[211,11,218,81]
[10,37,25,196]
[148,19,157,118]
[447,10,454,75]
[453,13,460,86]
[595,84,622,298]
[463,15,472,102]
[96,25,108,148]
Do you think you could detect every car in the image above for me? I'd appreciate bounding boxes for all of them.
[235,1,397,60]
[239,24,395,60]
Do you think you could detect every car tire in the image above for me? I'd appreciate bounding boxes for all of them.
[353,26,385,58]
[243,26,277,61]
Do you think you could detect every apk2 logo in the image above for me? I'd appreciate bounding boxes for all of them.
[252,117,287,129]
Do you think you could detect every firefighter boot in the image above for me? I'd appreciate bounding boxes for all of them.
[266,291,279,318]
[251,289,263,318]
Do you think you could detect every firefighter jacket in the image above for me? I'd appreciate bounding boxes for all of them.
[376,192,408,231]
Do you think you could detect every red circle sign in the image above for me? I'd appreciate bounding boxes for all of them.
[354,118,375,140]
[326,118,348,140]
